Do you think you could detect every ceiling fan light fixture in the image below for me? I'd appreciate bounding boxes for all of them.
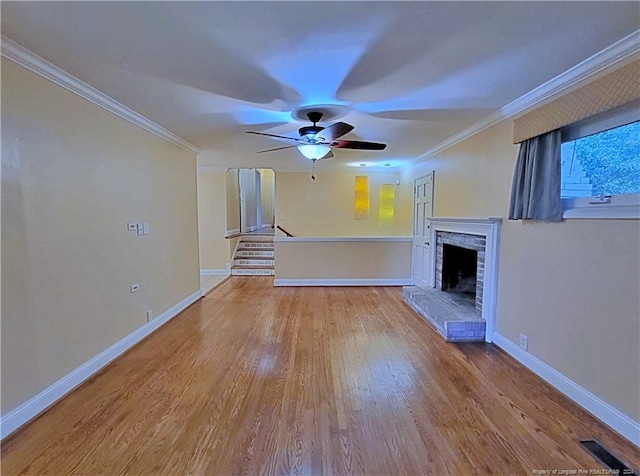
[298,144,331,160]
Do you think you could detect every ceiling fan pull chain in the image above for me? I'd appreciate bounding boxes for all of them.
[311,159,317,181]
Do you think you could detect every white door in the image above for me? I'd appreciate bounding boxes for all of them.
[239,169,248,233]
[255,170,262,230]
[412,173,434,288]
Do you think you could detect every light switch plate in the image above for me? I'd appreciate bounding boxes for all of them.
[130,283,139,293]
[137,223,144,236]
[127,222,137,232]
[143,222,149,235]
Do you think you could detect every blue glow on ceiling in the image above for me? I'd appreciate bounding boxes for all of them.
[232,106,292,126]
[260,20,387,108]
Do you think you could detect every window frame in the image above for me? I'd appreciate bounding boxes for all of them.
[560,101,640,220]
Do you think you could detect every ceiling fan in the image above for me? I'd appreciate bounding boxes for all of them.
[246,111,387,161]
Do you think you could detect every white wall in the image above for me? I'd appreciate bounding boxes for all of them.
[239,168,258,232]
[1,58,200,415]
[275,171,412,237]
[259,168,275,227]
[197,171,230,271]
[274,239,412,282]
[225,168,240,235]
[273,170,413,282]
[412,118,640,423]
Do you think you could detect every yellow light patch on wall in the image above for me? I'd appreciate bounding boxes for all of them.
[378,184,395,226]
[354,175,370,220]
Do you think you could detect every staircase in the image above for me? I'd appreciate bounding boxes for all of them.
[231,234,275,276]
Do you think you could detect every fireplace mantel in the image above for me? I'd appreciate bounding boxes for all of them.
[429,216,502,228]
[427,217,502,342]
[429,217,502,223]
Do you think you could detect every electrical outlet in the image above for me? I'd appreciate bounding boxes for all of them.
[130,283,139,293]
[519,334,528,351]
[146,310,153,322]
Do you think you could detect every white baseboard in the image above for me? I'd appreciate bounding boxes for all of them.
[492,333,640,447]
[274,278,412,287]
[0,289,203,440]
[275,236,412,242]
[200,268,230,276]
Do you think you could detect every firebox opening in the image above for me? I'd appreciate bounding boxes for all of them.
[442,244,477,299]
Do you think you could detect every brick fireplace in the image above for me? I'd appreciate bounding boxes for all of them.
[436,232,486,313]
[428,217,501,342]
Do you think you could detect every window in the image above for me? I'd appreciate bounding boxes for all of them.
[560,103,640,219]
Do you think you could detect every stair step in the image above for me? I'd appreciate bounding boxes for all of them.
[235,250,275,258]
[238,242,274,250]
[232,264,274,269]
[232,233,276,277]
[233,258,274,266]
[231,268,275,276]
[237,247,274,253]
[240,236,275,243]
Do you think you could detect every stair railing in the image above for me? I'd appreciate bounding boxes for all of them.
[276,225,294,237]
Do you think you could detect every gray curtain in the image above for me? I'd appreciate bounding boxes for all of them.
[508,129,562,221]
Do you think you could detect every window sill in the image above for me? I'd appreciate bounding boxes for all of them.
[562,194,640,220]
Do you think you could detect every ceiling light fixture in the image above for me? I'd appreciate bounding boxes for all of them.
[298,144,331,160]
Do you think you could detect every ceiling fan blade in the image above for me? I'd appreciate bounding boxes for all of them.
[331,140,387,150]
[246,131,299,142]
[322,150,334,159]
[257,145,297,154]
[316,122,354,141]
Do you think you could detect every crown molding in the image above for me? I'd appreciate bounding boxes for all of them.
[416,29,640,162]
[501,30,640,120]
[1,36,201,156]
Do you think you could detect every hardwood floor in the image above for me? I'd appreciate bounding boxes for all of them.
[2,277,639,475]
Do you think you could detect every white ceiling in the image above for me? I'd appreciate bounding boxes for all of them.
[2,1,638,171]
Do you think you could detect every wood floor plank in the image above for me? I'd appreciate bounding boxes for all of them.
[2,277,639,475]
